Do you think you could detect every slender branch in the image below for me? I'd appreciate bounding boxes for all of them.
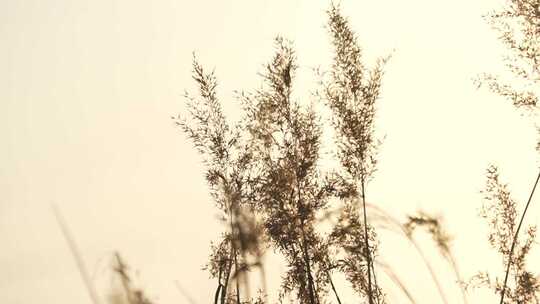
[499,169,540,304]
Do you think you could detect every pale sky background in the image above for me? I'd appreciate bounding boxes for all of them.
[2,0,540,303]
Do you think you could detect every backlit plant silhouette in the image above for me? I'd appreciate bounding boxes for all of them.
[177,4,389,304]
[70,2,540,304]
[174,56,266,304]
[52,2,540,304]
[465,166,540,303]
[474,0,540,303]
[323,5,389,304]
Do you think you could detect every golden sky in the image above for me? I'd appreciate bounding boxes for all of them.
[2,0,540,303]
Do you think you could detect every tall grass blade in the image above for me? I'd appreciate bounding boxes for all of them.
[175,281,197,304]
[52,204,102,304]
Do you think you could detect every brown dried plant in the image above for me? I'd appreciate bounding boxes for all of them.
[323,4,390,304]
[177,4,390,303]
[59,2,540,304]
[174,56,266,304]
[240,37,334,304]
[477,1,540,302]
[327,202,384,303]
[478,0,540,112]
[465,166,540,303]
[60,2,540,304]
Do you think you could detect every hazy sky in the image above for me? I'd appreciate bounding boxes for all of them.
[2,0,540,303]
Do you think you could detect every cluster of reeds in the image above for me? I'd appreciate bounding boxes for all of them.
[176,4,393,304]
[175,1,540,303]
[56,1,540,303]
[470,1,540,303]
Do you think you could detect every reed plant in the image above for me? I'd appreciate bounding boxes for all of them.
[56,2,540,303]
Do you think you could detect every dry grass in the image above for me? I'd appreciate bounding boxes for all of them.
[54,1,540,304]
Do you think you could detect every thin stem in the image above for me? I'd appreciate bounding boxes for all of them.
[446,253,468,304]
[225,180,241,304]
[114,253,134,304]
[221,252,233,304]
[370,256,380,304]
[499,170,540,304]
[410,239,449,304]
[52,204,102,304]
[214,284,223,304]
[234,250,240,304]
[215,269,223,304]
[376,261,417,304]
[327,272,342,304]
[297,167,317,304]
[301,225,317,304]
[368,204,449,304]
[360,177,375,304]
